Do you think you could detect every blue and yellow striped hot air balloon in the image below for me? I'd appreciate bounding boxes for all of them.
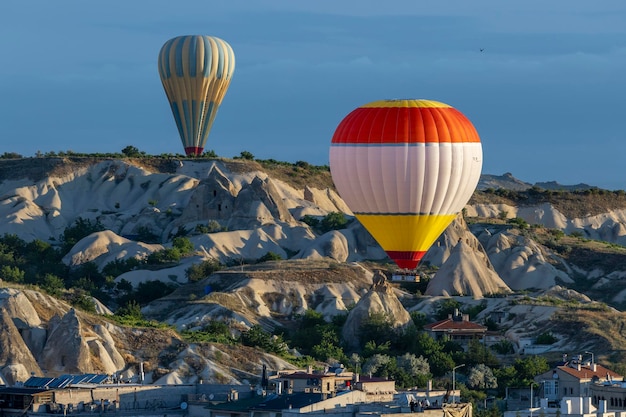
[158,35,235,156]
[329,99,483,270]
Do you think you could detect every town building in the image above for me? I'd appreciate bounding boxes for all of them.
[503,397,615,417]
[534,357,623,405]
[423,309,487,347]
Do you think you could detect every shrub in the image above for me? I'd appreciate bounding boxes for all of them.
[121,145,144,158]
[548,229,565,239]
[241,325,288,355]
[69,291,97,313]
[102,258,141,278]
[115,300,143,319]
[0,265,25,283]
[182,321,236,344]
[320,212,348,233]
[195,220,224,234]
[257,251,282,263]
[0,152,23,159]
[146,248,181,264]
[41,273,65,296]
[172,237,194,255]
[300,215,320,228]
[491,340,514,354]
[535,332,557,345]
[133,280,177,305]
[507,217,529,230]
[186,259,223,282]
[235,151,255,160]
[60,218,105,252]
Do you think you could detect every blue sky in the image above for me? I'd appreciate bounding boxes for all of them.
[1,1,626,189]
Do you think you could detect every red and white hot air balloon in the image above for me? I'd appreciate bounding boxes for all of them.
[329,99,483,270]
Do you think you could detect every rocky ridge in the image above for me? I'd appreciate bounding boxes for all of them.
[2,158,626,383]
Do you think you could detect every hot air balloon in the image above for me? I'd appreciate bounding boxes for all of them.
[158,35,235,156]
[329,99,483,270]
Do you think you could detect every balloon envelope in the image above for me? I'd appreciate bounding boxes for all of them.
[329,99,483,269]
[158,35,235,156]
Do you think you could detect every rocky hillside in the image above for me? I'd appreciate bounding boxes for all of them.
[2,156,626,383]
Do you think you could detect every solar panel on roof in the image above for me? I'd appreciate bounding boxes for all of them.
[70,375,89,384]
[22,374,110,388]
[49,376,72,388]
[89,375,109,384]
[23,377,54,388]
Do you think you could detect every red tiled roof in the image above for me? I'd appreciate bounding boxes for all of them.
[557,364,623,381]
[424,318,487,332]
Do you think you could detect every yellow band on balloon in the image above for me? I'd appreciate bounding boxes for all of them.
[361,99,451,109]
[355,213,457,252]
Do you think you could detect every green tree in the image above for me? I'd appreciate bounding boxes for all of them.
[74,261,107,288]
[41,273,65,296]
[172,237,194,255]
[102,258,141,278]
[121,145,143,157]
[397,353,430,376]
[508,217,529,230]
[257,251,282,263]
[320,212,348,233]
[115,300,143,319]
[300,215,320,228]
[237,151,255,160]
[136,225,159,243]
[467,364,498,389]
[311,328,347,363]
[429,350,457,377]
[464,339,499,368]
[359,312,397,348]
[362,340,391,358]
[70,290,96,313]
[116,278,133,292]
[434,299,462,320]
[133,280,176,305]
[362,354,393,376]
[491,340,514,354]
[410,311,428,328]
[182,321,236,344]
[0,265,25,283]
[396,353,431,387]
[414,332,442,357]
[146,248,181,264]
[241,325,287,355]
[493,365,518,396]
[186,258,223,282]
[535,332,557,344]
[0,152,23,159]
[60,218,105,252]
[513,356,550,385]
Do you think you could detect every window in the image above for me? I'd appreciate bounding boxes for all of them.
[544,381,558,396]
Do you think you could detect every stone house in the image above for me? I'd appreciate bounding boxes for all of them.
[534,359,623,405]
[423,309,487,347]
